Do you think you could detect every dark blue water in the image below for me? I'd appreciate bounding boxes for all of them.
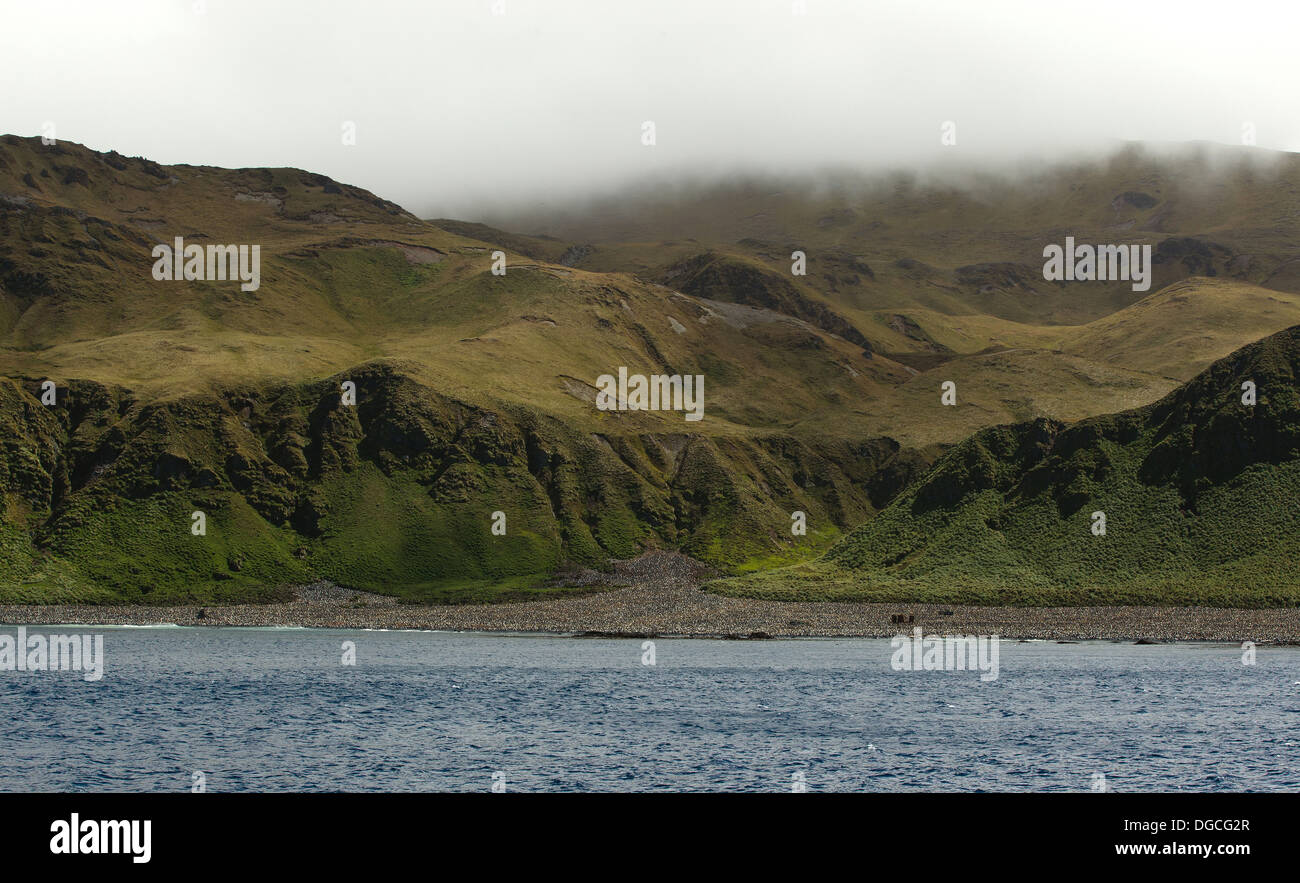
[2,626,1297,792]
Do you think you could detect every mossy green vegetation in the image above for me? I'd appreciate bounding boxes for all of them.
[712,326,1300,606]
[0,368,921,603]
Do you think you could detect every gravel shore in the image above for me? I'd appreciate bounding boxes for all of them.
[3,552,1299,642]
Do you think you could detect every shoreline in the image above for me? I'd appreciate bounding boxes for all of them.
[3,553,1299,643]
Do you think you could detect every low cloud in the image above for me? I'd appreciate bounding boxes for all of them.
[1,0,1296,220]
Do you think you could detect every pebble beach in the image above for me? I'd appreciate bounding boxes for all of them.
[3,552,1299,642]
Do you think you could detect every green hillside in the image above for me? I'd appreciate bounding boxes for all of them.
[0,365,929,603]
[712,325,1300,606]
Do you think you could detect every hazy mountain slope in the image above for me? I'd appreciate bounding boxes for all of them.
[445,145,1300,448]
[713,325,1300,605]
[498,143,1300,335]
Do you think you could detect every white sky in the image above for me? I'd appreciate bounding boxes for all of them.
[2,0,1297,218]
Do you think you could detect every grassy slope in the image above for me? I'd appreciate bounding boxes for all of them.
[0,135,913,432]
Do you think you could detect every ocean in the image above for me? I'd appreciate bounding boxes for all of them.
[2,626,1297,792]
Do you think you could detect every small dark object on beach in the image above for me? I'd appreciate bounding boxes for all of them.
[196,608,207,619]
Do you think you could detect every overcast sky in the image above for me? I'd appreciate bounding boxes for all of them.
[2,0,1298,218]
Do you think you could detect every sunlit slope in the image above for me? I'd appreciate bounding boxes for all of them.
[1065,277,1300,380]
[809,279,1300,447]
